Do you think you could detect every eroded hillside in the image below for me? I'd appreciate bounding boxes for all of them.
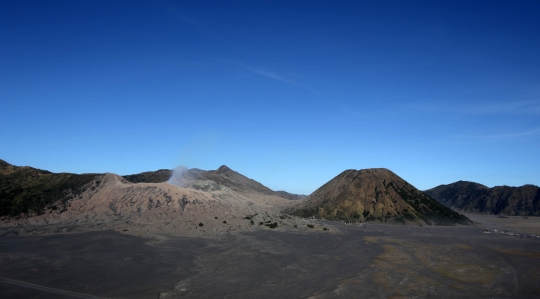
[292,168,471,225]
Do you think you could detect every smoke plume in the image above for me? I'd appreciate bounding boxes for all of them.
[168,166,189,187]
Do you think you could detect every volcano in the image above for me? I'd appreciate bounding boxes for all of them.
[0,160,304,237]
[292,168,471,225]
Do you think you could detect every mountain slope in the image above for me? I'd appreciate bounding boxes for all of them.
[1,160,297,218]
[0,160,99,217]
[196,165,277,195]
[424,181,540,216]
[122,169,171,183]
[124,165,305,200]
[1,160,308,237]
[291,168,471,225]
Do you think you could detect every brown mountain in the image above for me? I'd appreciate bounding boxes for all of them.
[193,165,278,195]
[424,181,540,216]
[124,165,305,200]
[291,168,471,225]
[0,160,301,219]
[1,160,305,237]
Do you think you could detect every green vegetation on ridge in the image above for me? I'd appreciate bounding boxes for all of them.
[425,181,540,216]
[0,160,99,217]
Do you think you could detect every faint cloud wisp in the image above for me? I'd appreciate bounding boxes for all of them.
[401,100,540,115]
[465,100,540,115]
[453,128,540,142]
[214,59,314,92]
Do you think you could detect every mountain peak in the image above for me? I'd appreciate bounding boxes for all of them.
[361,167,391,172]
[216,165,232,174]
[358,168,396,177]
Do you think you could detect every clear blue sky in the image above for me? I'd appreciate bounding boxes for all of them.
[1,0,539,194]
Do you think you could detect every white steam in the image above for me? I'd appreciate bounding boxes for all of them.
[168,166,189,187]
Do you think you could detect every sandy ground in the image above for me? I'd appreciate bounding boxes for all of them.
[467,214,540,235]
[1,218,539,299]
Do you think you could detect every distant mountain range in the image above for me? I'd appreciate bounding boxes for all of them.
[7,159,509,227]
[291,168,471,225]
[424,181,540,216]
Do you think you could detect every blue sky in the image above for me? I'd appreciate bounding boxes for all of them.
[1,0,539,194]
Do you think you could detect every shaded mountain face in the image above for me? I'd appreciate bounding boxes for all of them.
[291,168,471,225]
[424,181,540,216]
[197,165,276,195]
[0,160,99,217]
[122,169,171,184]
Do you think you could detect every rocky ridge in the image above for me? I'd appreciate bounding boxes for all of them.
[424,180,540,216]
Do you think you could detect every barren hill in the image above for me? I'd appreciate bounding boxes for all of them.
[124,165,306,200]
[424,181,540,216]
[292,168,471,225]
[189,165,277,195]
[0,160,310,237]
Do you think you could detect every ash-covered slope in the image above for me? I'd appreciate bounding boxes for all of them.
[124,165,305,200]
[1,159,307,237]
[424,181,540,216]
[5,172,274,236]
[196,165,276,195]
[291,168,471,225]
[0,159,298,218]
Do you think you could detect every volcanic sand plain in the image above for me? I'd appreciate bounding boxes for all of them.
[1,215,540,299]
[467,213,540,235]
